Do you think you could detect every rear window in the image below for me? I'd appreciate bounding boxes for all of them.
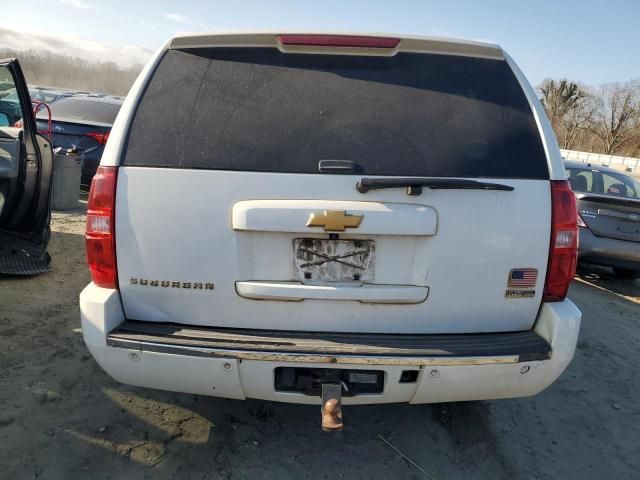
[567,167,640,198]
[123,48,548,179]
[39,97,121,125]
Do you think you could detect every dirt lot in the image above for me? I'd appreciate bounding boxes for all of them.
[1,210,639,480]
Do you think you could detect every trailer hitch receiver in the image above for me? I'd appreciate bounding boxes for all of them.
[321,383,343,431]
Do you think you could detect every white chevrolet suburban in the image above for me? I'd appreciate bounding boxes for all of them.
[80,32,581,421]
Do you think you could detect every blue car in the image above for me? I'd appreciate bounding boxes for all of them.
[36,94,123,185]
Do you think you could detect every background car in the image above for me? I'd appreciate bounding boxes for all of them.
[565,160,640,278]
[0,82,16,99]
[0,88,24,125]
[29,85,78,105]
[36,94,123,185]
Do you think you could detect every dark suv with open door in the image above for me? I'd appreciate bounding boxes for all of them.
[0,59,53,275]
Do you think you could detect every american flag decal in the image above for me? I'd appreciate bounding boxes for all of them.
[508,268,538,288]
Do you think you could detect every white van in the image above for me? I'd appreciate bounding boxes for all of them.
[80,32,581,417]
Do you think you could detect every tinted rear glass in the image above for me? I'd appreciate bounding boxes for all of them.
[124,48,548,179]
[39,97,121,124]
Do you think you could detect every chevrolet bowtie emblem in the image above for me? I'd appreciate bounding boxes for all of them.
[306,210,364,232]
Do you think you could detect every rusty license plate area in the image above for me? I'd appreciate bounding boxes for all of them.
[294,238,375,283]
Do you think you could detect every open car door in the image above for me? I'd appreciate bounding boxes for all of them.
[0,59,53,275]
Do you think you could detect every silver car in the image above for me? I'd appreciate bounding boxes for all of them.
[565,161,640,278]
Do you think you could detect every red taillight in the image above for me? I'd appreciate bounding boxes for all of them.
[543,181,578,302]
[86,166,118,288]
[277,34,400,49]
[85,130,110,146]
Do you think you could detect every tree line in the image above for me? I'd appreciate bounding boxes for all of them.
[0,48,143,97]
[538,78,640,157]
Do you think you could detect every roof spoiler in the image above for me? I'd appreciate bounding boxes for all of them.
[169,32,504,60]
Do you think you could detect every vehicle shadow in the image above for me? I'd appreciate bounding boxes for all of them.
[55,383,515,480]
[575,264,640,300]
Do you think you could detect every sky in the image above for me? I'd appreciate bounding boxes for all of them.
[1,0,638,87]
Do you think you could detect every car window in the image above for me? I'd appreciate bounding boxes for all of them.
[37,97,121,124]
[124,48,548,179]
[567,167,640,198]
[0,67,26,128]
[566,168,592,192]
[602,171,640,198]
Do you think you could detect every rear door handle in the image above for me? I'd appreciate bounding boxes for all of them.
[318,159,361,174]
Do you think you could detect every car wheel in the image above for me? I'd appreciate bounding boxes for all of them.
[613,268,640,279]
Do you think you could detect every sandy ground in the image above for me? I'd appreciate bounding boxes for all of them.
[1,210,639,480]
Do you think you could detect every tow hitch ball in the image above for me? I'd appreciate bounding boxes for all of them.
[321,383,343,431]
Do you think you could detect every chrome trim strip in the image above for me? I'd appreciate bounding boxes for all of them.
[107,337,524,366]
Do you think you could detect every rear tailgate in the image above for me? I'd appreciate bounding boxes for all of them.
[114,36,552,334]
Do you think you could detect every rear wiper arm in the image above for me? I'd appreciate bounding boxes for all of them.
[356,177,514,196]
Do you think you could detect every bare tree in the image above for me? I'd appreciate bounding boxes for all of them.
[539,79,585,118]
[560,93,597,150]
[538,79,593,149]
[588,81,640,155]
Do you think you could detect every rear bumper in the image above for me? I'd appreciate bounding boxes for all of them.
[80,283,581,405]
[579,227,640,270]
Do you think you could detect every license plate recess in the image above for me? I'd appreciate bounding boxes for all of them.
[294,238,375,283]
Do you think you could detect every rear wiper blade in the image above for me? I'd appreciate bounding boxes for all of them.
[356,177,514,195]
